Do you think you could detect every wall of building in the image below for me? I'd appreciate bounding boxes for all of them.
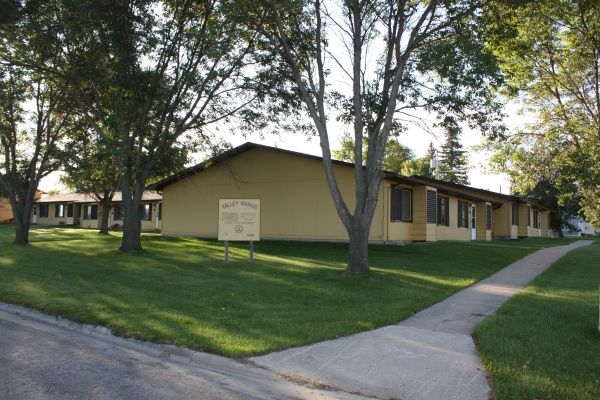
[475,202,492,241]
[540,211,550,237]
[34,201,161,231]
[35,204,70,226]
[518,204,531,237]
[110,202,162,231]
[492,202,517,238]
[161,148,387,241]
[436,196,471,241]
[385,182,420,242]
[0,197,13,222]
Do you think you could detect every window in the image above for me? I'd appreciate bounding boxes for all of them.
[391,186,412,222]
[39,204,49,218]
[426,190,437,224]
[55,203,65,218]
[437,196,449,226]
[157,202,162,220]
[486,204,492,230]
[527,206,531,226]
[83,204,98,220]
[533,211,539,229]
[511,204,519,226]
[67,203,73,218]
[113,205,123,220]
[141,203,152,221]
[458,201,469,228]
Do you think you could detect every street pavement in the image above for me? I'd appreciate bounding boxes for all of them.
[0,304,367,400]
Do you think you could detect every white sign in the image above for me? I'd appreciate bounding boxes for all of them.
[218,199,261,241]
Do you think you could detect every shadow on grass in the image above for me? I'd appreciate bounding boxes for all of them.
[0,225,552,357]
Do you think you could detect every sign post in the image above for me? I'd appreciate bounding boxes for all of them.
[218,199,260,262]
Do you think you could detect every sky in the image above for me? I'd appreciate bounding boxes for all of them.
[38,123,511,194]
[38,5,518,195]
[224,128,510,193]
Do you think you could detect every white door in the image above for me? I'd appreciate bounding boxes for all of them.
[32,206,37,224]
[470,205,477,240]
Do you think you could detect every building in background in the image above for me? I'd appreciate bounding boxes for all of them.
[32,191,162,231]
[150,143,549,243]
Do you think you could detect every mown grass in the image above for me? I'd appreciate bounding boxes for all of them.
[475,241,600,400]
[0,225,582,357]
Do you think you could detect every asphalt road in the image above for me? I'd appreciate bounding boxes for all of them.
[0,305,366,400]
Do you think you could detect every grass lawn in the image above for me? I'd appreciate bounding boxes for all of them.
[475,241,600,400]
[0,225,584,358]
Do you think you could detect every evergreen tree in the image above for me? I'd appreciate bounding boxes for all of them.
[438,117,469,185]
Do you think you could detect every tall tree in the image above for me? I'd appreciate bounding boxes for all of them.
[51,0,264,251]
[483,0,600,225]
[437,116,469,185]
[252,0,503,273]
[0,3,75,244]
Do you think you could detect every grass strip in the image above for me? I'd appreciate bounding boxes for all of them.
[0,225,581,358]
[475,241,600,400]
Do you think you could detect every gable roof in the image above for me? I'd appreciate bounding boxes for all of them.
[148,142,548,211]
[148,142,355,191]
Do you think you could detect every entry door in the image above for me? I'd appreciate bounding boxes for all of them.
[470,205,476,240]
[32,206,37,224]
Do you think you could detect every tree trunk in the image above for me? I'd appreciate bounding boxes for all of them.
[13,216,29,245]
[98,197,112,235]
[11,198,33,245]
[120,175,144,251]
[120,201,142,250]
[345,216,371,274]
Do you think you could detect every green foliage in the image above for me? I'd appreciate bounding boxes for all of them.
[0,2,78,242]
[333,133,415,173]
[40,0,267,250]
[483,0,600,226]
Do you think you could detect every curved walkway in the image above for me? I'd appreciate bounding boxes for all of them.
[250,240,593,400]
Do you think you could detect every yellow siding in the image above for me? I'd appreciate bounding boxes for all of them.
[437,196,470,241]
[540,211,550,237]
[476,202,492,241]
[385,183,421,241]
[0,197,13,221]
[518,205,531,237]
[492,202,516,238]
[37,204,69,226]
[111,203,161,231]
[162,148,386,241]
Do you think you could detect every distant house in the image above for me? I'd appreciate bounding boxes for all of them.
[1,190,44,223]
[149,143,550,243]
[0,196,13,222]
[32,191,162,231]
[563,215,599,237]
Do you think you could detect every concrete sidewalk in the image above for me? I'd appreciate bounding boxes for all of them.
[250,240,593,400]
